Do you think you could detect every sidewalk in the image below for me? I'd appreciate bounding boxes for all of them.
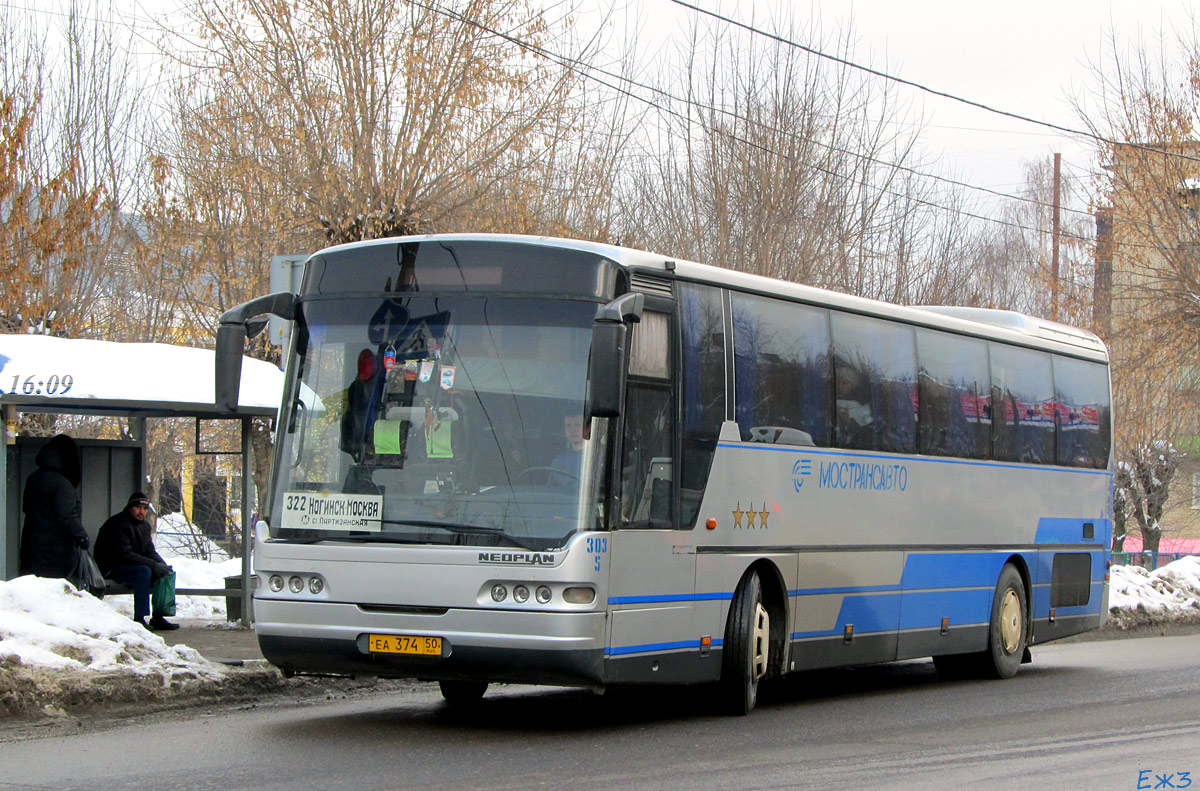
[158,621,267,665]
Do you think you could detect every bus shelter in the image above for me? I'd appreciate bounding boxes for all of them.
[0,334,284,624]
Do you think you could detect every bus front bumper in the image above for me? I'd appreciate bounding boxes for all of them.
[254,598,607,686]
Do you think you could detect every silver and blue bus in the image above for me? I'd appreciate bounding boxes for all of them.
[216,234,1112,714]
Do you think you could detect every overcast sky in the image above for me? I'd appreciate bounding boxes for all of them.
[626,0,1197,201]
[24,0,1200,214]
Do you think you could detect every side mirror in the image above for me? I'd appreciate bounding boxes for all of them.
[587,322,628,418]
[215,292,297,414]
[586,293,644,419]
[216,323,247,414]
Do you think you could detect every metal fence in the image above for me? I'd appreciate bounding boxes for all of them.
[1110,552,1197,571]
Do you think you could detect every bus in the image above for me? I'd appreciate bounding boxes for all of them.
[216,234,1112,714]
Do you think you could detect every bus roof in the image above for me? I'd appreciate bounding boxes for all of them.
[315,233,1109,361]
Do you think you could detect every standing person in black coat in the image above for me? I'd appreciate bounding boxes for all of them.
[19,434,89,579]
[94,492,179,631]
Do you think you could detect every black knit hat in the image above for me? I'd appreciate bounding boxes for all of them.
[127,492,151,508]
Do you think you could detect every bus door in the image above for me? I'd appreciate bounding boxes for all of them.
[606,310,699,683]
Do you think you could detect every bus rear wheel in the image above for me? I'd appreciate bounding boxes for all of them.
[934,563,1027,680]
[720,570,769,716]
[439,679,488,704]
[982,564,1028,679]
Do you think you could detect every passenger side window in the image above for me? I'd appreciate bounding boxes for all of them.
[680,283,726,527]
[733,293,832,447]
[620,312,675,527]
[916,329,991,458]
[1053,356,1111,469]
[990,344,1055,464]
[832,313,917,453]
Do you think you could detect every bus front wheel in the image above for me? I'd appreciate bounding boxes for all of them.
[720,570,769,716]
[439,679,488,704]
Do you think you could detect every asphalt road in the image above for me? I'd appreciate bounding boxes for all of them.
[1,634,1197,791]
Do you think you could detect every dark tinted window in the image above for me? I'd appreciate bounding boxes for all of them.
[620,312,675,527]
[990,343,1055,464]
[680,283,727,527]
[1053,356,1111,468]
[916,329,991,458]
[304,240,620,298]
[733,293,831,447]
[832,313,917,453]
[620,384,674,527]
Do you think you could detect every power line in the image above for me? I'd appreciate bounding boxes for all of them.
[410,0,1101,242]
[6,0,1100,234]
[668,0,1200,167]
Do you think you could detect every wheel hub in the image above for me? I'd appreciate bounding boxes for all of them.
[999,588,1022,655]
[752,602,769,680]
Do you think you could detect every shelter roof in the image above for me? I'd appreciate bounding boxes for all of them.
[0,334,281,418]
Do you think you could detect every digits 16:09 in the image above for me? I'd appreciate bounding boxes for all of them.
[7,374,74,396]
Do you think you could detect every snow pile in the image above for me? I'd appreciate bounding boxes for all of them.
[0,576,221,674]
[1108,556,1200,629]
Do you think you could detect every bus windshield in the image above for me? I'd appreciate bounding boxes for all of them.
[270,296,607,551]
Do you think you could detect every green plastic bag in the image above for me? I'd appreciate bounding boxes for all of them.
[425,419,453,458]
[152,570,177,618]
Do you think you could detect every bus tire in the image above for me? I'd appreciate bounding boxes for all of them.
[720,570,769,716]
[439,679,488,704]
[981,564,1028,679]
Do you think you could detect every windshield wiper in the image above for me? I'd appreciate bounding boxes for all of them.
[272,534,418,545]
[383,519,540,550]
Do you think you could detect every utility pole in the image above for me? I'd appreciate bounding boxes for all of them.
[1051,152,1062,321]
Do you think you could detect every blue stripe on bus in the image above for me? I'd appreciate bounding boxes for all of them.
[898,588,993,630]
[714,441,1113,477]
[901,553,1014,588]
[610,547,1107,652]
[1035,517,1112,545]
[605,639,703,656]
[788,584,901,596]
[608,592,733,605]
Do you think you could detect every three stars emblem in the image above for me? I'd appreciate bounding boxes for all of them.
[731,501,770,529]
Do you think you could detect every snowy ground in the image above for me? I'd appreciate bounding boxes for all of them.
[1,554,1198,720]
[1106,555,1200,629]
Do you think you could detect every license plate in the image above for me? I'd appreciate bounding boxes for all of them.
[367,633,442,656]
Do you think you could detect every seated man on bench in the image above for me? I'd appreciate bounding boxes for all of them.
[94,492,179,631]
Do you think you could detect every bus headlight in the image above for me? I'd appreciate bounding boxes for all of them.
[535,585,552,604]
[269,575,284,592]
[513,585,529,603]
[288,576,304,594]
[491,584,508,602]
[308,576,324,595]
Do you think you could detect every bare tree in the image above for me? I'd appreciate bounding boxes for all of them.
[0,1,152,343]
[1115,442,1181,555]
[623,14,991,306]
[1072,22,1200,452]
[140,0,630,515]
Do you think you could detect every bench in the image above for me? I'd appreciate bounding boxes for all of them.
[102,582,243,598]
[103,579,245,621]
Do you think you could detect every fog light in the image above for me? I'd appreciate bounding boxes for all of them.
[491,584,508,602]
[288,575,304,593]
[563,586,595,604]
[513,585,529,603]
[535,585,552,604]
[269,575,284,592]
[308,576,324,595]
